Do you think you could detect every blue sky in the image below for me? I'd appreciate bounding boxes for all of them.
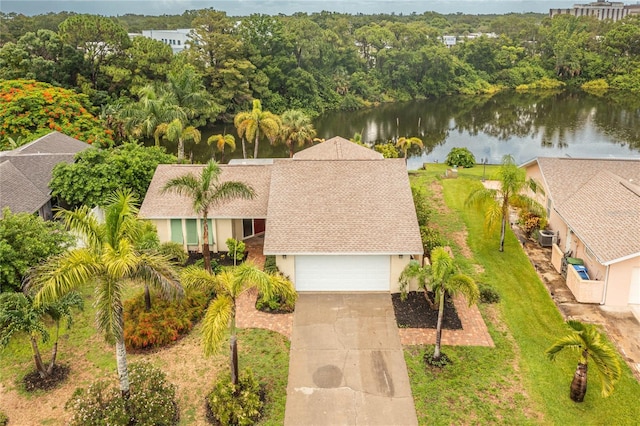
[2,1,577,16]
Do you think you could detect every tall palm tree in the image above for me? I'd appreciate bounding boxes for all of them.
[465,154,544,252]
[181,262,296,385]
[402,247,478,361]
[207,133,236,163]
[29,190,182,397]
[155,118,202,161]
[162,160,255,274]
[234,99,281,159]
[396,136,424,163]
[546,320,621,402]
[279,109,317,158]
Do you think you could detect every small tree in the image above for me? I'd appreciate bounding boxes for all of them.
[0,291,83,379]
[546,320,621,402]
[396,137,424,163]
[226,238,246,266]
[445,147,475,168]
[207,134,236,163]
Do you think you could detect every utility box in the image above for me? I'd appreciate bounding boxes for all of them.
[538,230,557,247]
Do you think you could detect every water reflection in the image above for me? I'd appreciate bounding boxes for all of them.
[168,91,640,168]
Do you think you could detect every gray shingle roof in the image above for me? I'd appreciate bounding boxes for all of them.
[535,157,640,264]
[138,164,272,219]
[263,159,423,254]
[0,132,89,218]
[292,136,383,160]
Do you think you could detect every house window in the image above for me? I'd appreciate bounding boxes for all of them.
[170,219,183,243]
[242,218,253,238]
[186,219,198,245]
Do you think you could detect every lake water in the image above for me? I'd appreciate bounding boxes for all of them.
[171,90,640,169]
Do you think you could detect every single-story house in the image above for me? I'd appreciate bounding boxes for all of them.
[139,137,424,292]
[0,132,90,219]
[522,157,640,307]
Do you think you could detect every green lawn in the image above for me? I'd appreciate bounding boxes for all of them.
[407,166,640,425]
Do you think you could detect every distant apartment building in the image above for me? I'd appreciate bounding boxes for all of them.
[550,0,640,21]
[139,29,193,54]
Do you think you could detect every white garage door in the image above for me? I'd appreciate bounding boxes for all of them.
[294,255,390,292]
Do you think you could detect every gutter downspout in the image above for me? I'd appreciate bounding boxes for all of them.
[600,265,610,305]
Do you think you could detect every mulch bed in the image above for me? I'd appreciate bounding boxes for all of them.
[391,291,462,330]
[186,251,248,267]
[23,364,70,392]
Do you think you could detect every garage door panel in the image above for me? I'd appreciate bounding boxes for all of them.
[295,255,390,292]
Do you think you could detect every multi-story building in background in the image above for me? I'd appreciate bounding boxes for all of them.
[550,0,640,21]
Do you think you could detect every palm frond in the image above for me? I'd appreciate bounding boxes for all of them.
[55,206,103,250]
[135,253,183,301]
[234,262,273,299]
[587,336,622,397]
[95,278,124,343]
[180,266,218,293]
[448,274,479,306]
[209,181,256,207]
[545,333,585,361]
[201,295,233,356]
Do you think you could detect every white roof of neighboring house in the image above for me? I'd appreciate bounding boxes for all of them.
[0,132,89,218]
[527,157,640,265]
[140,138,423,255]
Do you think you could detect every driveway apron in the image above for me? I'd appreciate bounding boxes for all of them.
[284,293,418,425]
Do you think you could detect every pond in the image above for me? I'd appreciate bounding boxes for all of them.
[162,90,640,169]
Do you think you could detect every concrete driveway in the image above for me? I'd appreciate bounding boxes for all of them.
[284,293,418,426]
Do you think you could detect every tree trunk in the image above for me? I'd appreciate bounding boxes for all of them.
[144,284,152,312]
[230,334,239,386]
[178,137,185,162]
[47,322,60,375]
[30,335,47,378]
[116,337,130,398]
[499,216,507,252]
[570,362,588,402]
[433,288,445,360]
[253,130,260,159]
[289,143,295,158]
[202,214,212,274]
[241,137,247,159]
[423,291,437,310]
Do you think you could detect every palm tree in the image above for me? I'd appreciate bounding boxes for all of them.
[234,99,281,159]
[181,262,296,385]
[207,133,236,163]
[403,247,478,361]
[465,154,544,252]
[546,320,622,402]
[155,118,202,161]
[280,109,317,158]
[0,291,83,379]
[396,136,424,163]
[162,160,255,274]
[29,190,182,397]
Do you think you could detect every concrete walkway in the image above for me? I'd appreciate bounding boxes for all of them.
[284,293,418,426]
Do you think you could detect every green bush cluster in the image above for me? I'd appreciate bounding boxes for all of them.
[263,255,278,274]
[478,283,501,304]
[411,185,432,227]
[159,241,188,265]
[420,226,446,258]
[123,289,209,350]
[445,147,476,168]
[206,370,264,426]
[226,238,246,264]
[66,362,179,426]
[0,410,8,426]
[423,347,452,368]
[374,143,399,158]
[256,291,296,313]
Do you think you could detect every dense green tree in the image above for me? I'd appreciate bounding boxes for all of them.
[50,142,176,208]
[31,190,182,397]
[181,263,296,385]
[0,80,113,149]
[465,154,544,252]
[546,320,622,402]
[162,160,255,273]
[0,291,83,378]
[0,209,74,293]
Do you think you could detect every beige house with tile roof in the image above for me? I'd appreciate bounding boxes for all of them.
[522,157,640,306]
[0,132,90,219]
[140,137,423,292]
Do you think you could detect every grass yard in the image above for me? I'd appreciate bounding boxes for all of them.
[0,283,290,425]
[407,165,640,425]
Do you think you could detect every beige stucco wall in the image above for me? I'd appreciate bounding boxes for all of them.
[276,255,295,282]
[605,256,640,306]
[152,219,171,243]
[149,218,236,253]
[214,219,234,252]
[390,255,417,293]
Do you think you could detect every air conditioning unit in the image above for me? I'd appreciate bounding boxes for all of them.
[538,230,557,247]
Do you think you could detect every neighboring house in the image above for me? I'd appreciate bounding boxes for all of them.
[140,137,424,292]
[0,132,90,220]
[522,157,640,307]
[138,29,192,54]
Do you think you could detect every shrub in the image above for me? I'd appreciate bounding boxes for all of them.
[124,289,209,350]
[226,238,246,264]
[515,77,565,91]
[0,411,8,426]
[374,143,399,158]
[581,78,609,94]
[159,241,188,265]
[411,185,432,227]
[420,226,446,259]
[423,347,451,368]
[66,362,178,426]
[517,209,547,238]
[206,369,264,426]
[445,147,475,168]
[256,275,297,313]
[263,255,278,274]
[478,283,501,304]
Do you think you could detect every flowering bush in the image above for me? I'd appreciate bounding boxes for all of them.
[66,362,178,426]
[206,369,264,426]
[0,79,112,149]
[124,289,210,350]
